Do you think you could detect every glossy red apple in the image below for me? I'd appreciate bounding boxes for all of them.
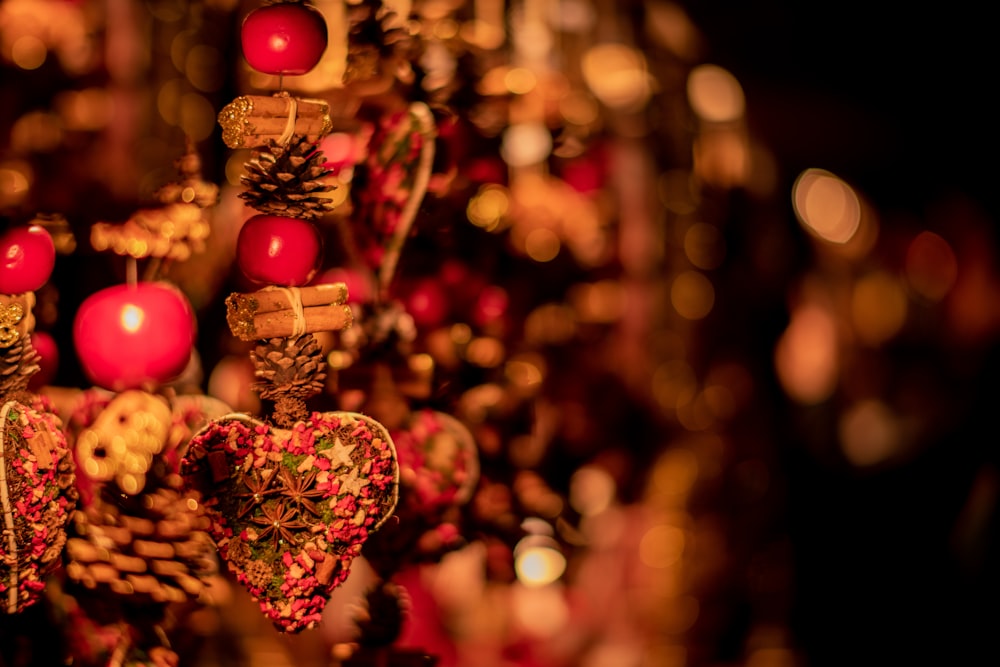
[72,282,196,392]
[0,224,56,294]
[241,1,328,75]
[237,214,323,286]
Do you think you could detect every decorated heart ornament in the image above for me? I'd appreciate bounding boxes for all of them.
[0,398,77,614]
[180,410,399,633]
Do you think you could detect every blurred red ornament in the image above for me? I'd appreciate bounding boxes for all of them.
[28,331,59,390]
[473,286,508,327]
[72,282,196,392]
[236,214,323,286]
[0,224,56,294]
[315,266,373,304]
[405,278,448,328]
[241,1,328,75]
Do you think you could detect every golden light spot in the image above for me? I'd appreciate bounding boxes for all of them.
[684,222,725,270]
[185,44,225,93]
[157,79,186,126]
[450,322,473,345]
[657,169,698,215]
[525,304,576,344]
[671,270,714,320]
[514,540,566,586]
[569,465,616,517]
[464,336,505,368]
[504,67,536,94]
[11,35,46,70]
[687,64,745,123]
[839,399,901,467]
[581,43,652,111]
[905,230,958,302]
[792,168,861,245]
[558,90,599,126]
[225,150,253,186]
[179,92,216,141]
[851,271,908,346]
[650,447,699,501]
[569,280,624,323]
[652,360,697,413]
[467,184,510,231]
[505,355,545,392]
[639,524,686,568]
[525,228,561,262]
[0,163,31,208]
[501,122,552,167]
[774,302,838,405]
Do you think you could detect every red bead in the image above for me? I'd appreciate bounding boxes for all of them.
[241,2,328,76]
[0,224,56,294]
[237,214,323,286]
[72,282,196,392]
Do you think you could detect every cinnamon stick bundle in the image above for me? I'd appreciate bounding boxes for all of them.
[226,283,353,341]
[218,93,333,149]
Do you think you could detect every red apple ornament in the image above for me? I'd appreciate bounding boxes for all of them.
[241,1,328,76]
[0,224,56,294]
[72,282,196,392]
[237,214,323,286]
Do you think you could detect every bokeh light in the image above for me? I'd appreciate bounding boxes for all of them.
[687,64,745,123]
[774,301,839,404]
[792,168,861,245]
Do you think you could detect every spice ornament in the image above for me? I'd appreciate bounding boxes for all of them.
[181,410,399,633]
[0,398,77,614]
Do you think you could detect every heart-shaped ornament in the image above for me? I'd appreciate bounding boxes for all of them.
[181,411,398,633]
[0,398,77,614]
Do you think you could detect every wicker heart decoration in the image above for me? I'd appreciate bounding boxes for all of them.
[181,411,398,633]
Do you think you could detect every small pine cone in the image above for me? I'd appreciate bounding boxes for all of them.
[239,135,335,220]
[0,336,40,401]
[251,334,327,401]
[344,0,417,84]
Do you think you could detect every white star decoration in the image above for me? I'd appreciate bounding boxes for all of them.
[320,436,356,470]
[337,467,370,496]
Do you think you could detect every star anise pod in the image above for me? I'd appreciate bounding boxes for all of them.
[234,467,280,519]
[251,501,308,550]
[279,468,325,518]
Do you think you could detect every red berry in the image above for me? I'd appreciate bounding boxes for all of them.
[241,2,328,76]
[73,282,196,392]
[236,214,323,286]
[0,224,56,294]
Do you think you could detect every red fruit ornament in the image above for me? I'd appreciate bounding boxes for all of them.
[0,224,56,294]
[237,214,323,286]
[241,1,328,76]
[72,282,196,392]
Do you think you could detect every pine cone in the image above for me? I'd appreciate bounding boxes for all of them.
[251,334,327,401]
[0,336,40,401]
[239,135,335,220]
[344,0,418,84]
[65,475,217,605]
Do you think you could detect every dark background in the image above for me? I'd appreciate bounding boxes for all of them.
[680,4,1000,664]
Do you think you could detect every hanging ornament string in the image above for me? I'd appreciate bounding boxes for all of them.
[377,102,437,303]
[278,93,298,147]
[266,285,307,336]
[0,400,19,613]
